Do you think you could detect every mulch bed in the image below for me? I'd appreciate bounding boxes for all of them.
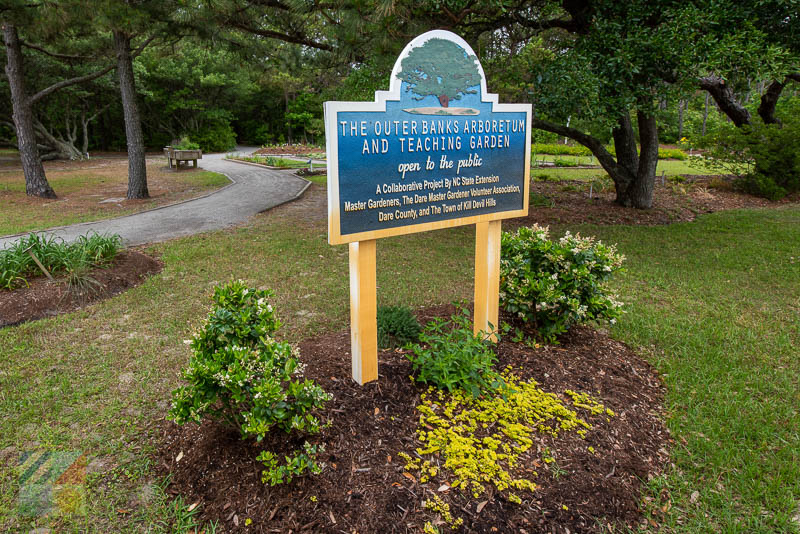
[0,250,162,327]
[157,305,669,533]
[514,176,798,227]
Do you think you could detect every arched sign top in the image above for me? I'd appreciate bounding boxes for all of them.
[385,30,494,108]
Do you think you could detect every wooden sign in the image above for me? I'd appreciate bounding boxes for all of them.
[324,30,531,384]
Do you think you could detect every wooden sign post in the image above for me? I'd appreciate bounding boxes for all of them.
[325,30,531,385]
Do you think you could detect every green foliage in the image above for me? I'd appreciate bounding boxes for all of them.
[377,305,421,349]
[659,148,687,160]
[173,137,200,150]
[397,38,480,105]
[532,143,592,156]
[186,119,237,152]
[499,225,624,343]
[226,155,307,168]
[406,307,502,397]
[257,442,324,485]
[552,158,579,168]
[533,143,686,160]
[697,118,800,200]
[169,280,331,484]
[0,232,121,290]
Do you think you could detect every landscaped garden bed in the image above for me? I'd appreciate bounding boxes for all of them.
[0,233,162,327]
[518,176,798,227]
[158,304,668,533]
[255,144,326,159]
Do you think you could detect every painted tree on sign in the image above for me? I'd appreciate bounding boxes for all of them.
[397,38,480,107]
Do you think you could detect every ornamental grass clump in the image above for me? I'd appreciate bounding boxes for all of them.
[0,232,121,290]
[169,280,331,485]
[500,225,624,342]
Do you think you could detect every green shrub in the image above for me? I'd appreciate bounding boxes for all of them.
[169,280,331,485]
[533,143,686,160]
[173,136,200,150]
[377,305,421,349]
[187,119,237,152]
[696,120,800,200]
[552,157,579,167]
[499,225,624,342]
[406,307,503,397]
[532,143,591,156]
[658,148,687,160]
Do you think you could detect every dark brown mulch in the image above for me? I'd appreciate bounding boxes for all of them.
[0,250,162,327]
[515,176,798,227]
[156,305,669,534]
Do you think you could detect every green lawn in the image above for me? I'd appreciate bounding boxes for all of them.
[587,209,800,533]
[1,192,798,531]
[531,158,708,182]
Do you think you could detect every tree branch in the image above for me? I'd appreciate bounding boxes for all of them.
[228,20,333,51]
[131,35,157,58]
[28,64,115,105]
[531,116,618,172]
[27,35,155,106]
[699,75,751,127]
[757,79,784,124]
[21,40,94,60]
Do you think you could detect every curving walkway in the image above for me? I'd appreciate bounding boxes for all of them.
[0,148,310,249]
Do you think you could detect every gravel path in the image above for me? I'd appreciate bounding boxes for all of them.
[0,148,310,248]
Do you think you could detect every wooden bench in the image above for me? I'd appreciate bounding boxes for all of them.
[164,146,202,169]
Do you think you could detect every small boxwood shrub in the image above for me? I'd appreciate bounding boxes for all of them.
[169,280,331,485]
[377,305,421,349]
[406,307,503,397]
[500,225,624,342]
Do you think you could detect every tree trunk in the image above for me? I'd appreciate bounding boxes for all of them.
[114,30,148,199]
[530,113,655,209]
[438,95,450,107]
[607,112,657,209]
[677,100,685,139]
[626,111,658,209]
[2,22,56,198]
[284,88,292,144]
[757,80,785,125]
[33,119,85,160]
[608,114,638,199]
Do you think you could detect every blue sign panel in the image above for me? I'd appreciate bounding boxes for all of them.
[325,31,531,244]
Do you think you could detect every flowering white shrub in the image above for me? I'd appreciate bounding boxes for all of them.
[169,280,330,484]
[499,225,624,342]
